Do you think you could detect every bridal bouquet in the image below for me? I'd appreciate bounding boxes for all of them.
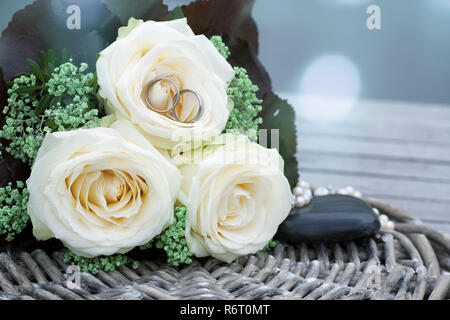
[0,0,298,273]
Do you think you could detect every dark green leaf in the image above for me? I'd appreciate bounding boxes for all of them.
[26,59,45,84]
[47,49,55,66]
[44,119,57,130]
[260,93,297,157]
[260,93,298,188]
[49,95,62,108]
[13,86,42,94]
[91,71,99,93]
[278,137,299,189]
[169,6,184,20]
[39,51,48,75]
[34,94,51,115]
[61,48,69,63]
[0,67,8,149]
[102,0,168,25]
[0,0,169,81]
[0,0,116,80]
[62,96,74,105]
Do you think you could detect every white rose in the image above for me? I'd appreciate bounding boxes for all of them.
[177,135,292,263]
[26,120,181,257]
[96,17,235,149]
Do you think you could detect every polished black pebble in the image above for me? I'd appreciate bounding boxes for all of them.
[276,194,381,243]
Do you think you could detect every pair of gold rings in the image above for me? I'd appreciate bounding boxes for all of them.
[145,77,203,123]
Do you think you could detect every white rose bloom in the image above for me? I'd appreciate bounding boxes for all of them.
[177,135,292,263]
[26,120,181,257]
[96,17,235,149]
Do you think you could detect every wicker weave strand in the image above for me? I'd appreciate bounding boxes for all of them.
[0,198,448,300]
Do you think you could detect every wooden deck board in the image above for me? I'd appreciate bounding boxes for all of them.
[299,135,450,163]
[285,93,450,235]
[300,121,450,145]
[299,153,450,182]
[300,171,450,221]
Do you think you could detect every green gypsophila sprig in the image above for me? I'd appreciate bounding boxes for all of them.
[0,50,100,165]
[63,250,139,275]
[1,74,44,163]
[140,206,193,267]
[0,181,30,241]
[44,61,100,132]
[210,35,230,59]
[210,36,262,141]
[262,239,278,252]
[226,67,263,141]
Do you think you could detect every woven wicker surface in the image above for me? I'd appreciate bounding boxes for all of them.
[0,197,449,300]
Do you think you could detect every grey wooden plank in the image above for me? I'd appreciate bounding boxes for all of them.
[299,171,450,235]
[299,153,450,183]
[299,171,450,213]
[284,94,450,126]
[298,135,450,163]
[288,95,450,234]
[347,102,450,126]
[296,112,450,135]
[364,196,450,224]
[297,120,450,146]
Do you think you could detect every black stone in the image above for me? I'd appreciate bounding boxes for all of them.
[276,194,381,243]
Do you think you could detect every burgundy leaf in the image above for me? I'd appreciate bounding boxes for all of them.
[182,0,259,53]
[183,0,298,185]
[0,156,30,188]
[182,0,272,97]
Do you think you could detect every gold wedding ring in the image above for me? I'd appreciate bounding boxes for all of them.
[145,77,203,123]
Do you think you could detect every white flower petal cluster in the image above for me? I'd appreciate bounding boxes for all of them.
[27,121,180,257]
[97,18,234,149]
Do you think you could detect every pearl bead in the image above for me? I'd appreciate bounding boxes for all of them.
[295,196,306,207]
[314,187,329,196]
[385,221,395,230]
[293,186,304,196]
[379,214,389,224]
[345,186,354,193]
[372,208,380,215]
[304,189,312,200]
[336,186,362,198]
[299,180,310,189]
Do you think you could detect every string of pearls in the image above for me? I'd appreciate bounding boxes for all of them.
[292,180,313,208]
[292,179,394,230]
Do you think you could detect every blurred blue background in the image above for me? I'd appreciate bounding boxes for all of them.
[1,0,449,105]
